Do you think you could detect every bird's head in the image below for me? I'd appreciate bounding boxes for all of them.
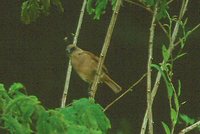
[66,44,77,55]
[66,44,83,56]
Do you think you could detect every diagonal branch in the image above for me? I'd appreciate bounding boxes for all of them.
[104,73,146,112]
[89,0,122,98]
[179,120,200,134]
[61,0,87,108]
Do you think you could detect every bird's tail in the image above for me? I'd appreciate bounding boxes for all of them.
[103,74,122,93]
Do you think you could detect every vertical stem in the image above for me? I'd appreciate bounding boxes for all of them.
[61,0,87,108]
[146,2,159,134]
[90,0,122,98]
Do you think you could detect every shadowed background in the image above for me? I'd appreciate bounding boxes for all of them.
[0,0,200,133]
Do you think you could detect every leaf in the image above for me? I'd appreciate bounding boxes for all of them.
[94,0,108,19]
[9,83,24,96]
[40,0,51,13]
[170,108,177,125]
[179,37,186,49]
[86,0,108,19]
[174,92,179,112]
[178,80,181,96]
[21,0,41,24]
[111,0,117,10]
[151,64,173,97]
[87,0,95,14]
[144,0,155,6]
[156,0,169,20]
[179,114,195,125]
[162,122,170,134]
[3,115,32,134]
[0,84,5,91]
[162,45,170,62]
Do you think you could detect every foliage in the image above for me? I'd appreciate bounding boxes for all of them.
[150,7,200,133]
[143,0,169,20]
[86,0,116,19]
[0,83,111,134]
[21,0,64,24]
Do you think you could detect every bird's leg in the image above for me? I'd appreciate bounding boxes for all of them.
[88,83,93,97]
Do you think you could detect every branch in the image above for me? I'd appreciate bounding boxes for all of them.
[140,0,189,132]
[104,73,147,112]
[179,120,200,134]
[89,0,122,98]
[146,2,159,134]
[124,0,168,35]
[174,23,200,47]
[61,0,87,108]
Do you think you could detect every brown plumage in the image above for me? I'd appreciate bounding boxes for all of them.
[66,44,122,93]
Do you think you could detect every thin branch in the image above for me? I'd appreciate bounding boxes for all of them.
[146,2,159,134]
[140,0,189,132]
[124,0,168,35]
[104,73,147,112]
[167,0,174,5]
[61,0,87,108]
[179,120,200,134]
[174,23,200,47]
[90,0,122,98]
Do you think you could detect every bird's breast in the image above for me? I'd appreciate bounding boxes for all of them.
[71,54,97,83]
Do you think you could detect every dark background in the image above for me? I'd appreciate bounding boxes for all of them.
[1,0,200,133]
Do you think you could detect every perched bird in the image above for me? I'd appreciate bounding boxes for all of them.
[66,44,122,93]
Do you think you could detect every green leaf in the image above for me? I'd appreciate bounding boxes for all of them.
[9,83,24,96]
[170,108,177,125]
[151,64,173,97]
[144,0,155,6]
[21,0,41,24]
[0,84,5,91]
[3,115,32,134]
[156,0,169,20]
[40,0,51,13]
[94,0,108,19]
[111,0,117,10]
[87,0,108,20]
[178,80,181,96]
[179,114,195,125]
[174,93,179,112]
[162,45,170,62]
[162,122,170,134]
[87,0,95,14]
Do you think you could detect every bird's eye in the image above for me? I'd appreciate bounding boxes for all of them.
[70,47,76,52]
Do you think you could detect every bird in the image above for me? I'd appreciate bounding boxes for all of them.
[66,44,122,94]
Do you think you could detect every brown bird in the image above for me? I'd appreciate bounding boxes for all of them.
[66,44,122,93]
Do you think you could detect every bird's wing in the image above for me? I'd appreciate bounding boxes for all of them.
[84,51,109,74]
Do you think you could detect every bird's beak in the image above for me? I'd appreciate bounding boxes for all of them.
[66,47,71,54]
[66,44,76,56]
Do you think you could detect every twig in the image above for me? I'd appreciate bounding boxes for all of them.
[90,0,122,98]
[174,23,200,47]
[61,0,87,108]
[124,0,168,35]
[140,0,189,133]
[104,73,147,112]
[179,120,200,134]
[146,2,159,134]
